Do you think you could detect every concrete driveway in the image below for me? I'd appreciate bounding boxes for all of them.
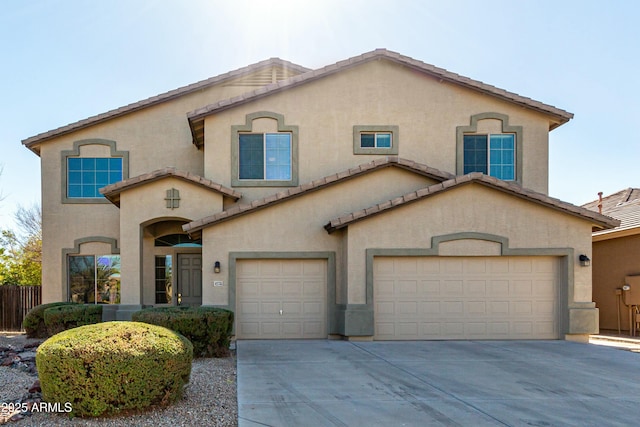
[237,340,640,426]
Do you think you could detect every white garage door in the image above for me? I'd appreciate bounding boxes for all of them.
[374,256,559,340]
[236,259,327,339]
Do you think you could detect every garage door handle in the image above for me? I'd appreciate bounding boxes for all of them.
[279,309,283,315]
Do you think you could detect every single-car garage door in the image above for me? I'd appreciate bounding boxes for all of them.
[236,259,327,339]
[374,256,559,340]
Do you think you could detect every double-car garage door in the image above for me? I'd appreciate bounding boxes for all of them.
[235,256,559,340]
[374,256,559,340]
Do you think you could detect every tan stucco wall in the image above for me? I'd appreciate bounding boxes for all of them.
[39,83,252,303]
[118,177,223,305]
[201,167,439,306]
[592,234,640,331]
[37,57,562,308]
[203,59,552,201]
[345,184,593,307]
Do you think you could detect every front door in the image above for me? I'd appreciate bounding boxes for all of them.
[177,254,202,306]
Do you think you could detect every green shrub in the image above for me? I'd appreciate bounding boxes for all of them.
[44,304,103,335]
[23,302,78,338]
[132,306,234,357]
[36,321,193,418]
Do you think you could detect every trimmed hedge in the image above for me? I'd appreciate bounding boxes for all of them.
[44,304,103,336]
[132,306,234,357]
[36,321,193,418]
[23,302,78,338]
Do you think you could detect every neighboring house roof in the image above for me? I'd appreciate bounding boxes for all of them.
[182,156,455,236]
[22,58,310,154]
[187,48,574,147]
[100,167,242,207]
[582,188,640,240]
[324,173,620,233]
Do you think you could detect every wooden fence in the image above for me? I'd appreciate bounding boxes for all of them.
[0,285,42,332]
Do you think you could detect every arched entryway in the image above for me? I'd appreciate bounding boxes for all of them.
[142,219,202,307]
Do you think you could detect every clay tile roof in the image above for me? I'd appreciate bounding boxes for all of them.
[99,168,241,207]
[22,57,310,154]
[582,188,640,236]
[187,48,573,136]
[324,174,620,234]
[182,157,454,235]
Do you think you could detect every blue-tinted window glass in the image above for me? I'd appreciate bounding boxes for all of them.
[489,135,515,180]
[265,134,291,180]
[360,134,375,148]
[67,157,123,199]
[239,134,264,179]
[463,135,488,174]
[95,158,109,170]
[68,185,82,198]
[376,133,392,148]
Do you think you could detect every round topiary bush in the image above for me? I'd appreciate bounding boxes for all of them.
[36,321,193,417]
[132,306,234,357]
[23,302,78,338]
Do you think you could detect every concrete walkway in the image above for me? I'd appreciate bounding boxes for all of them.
[238,340,640,426]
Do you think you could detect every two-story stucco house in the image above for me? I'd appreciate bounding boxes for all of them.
[23,49,618,342]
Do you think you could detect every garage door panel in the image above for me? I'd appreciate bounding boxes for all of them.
[466,280,487,296]
[374,256,558,340]
[236,259,327,339]
[261,301,281,315]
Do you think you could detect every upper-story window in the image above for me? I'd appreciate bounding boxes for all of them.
[353,125,399,155]
[231,112,298,187]
[463,134,515,180]
[68,157,123,198]
[239,133,292,180]
[61,139,129,204]
[456,113,522,184]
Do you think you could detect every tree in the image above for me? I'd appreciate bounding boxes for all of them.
[0,204,42,285]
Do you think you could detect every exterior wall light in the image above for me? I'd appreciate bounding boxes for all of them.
[214,261,221,274]
[579,254,591,267]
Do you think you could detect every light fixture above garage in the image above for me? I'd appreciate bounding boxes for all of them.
[579,254,591,267]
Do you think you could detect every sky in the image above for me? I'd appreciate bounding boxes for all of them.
[1,0,638,230]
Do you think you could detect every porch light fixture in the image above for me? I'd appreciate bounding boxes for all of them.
[214,261,221,274]
[579,254,591,267]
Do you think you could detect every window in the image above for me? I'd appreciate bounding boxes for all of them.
[68,255,120,304]
[353,125,399,155]
[463,134,515,181]
[67,157,123,198]
[61,139,129,203]
[155,256,172,304]
[360,132,392,149]
[231,112,298,187]
[239,133,291,180]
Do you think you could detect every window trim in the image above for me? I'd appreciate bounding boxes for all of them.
[61,139,129,204]
[456,113,522,184]
[353,125,399,155]
[231,112,298,187]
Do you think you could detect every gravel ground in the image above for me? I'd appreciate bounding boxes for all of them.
[0,333,238,426]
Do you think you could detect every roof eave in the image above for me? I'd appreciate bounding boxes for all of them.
[22,58,311,151]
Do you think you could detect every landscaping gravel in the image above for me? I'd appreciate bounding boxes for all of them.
[0,333,237,426]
